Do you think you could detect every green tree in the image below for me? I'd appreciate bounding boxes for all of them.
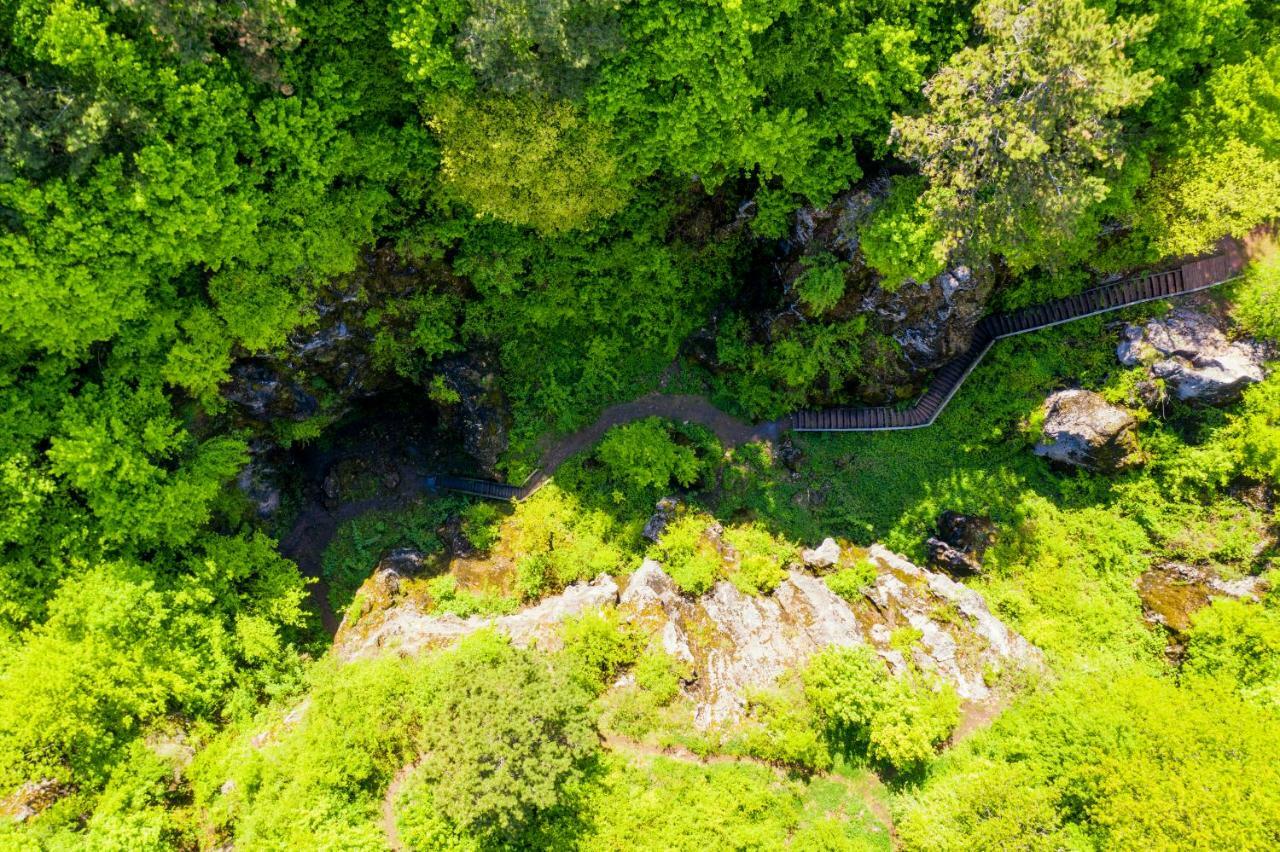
[892,0,1156,269]
[595,418,704,496]
[859,176,946,289]
[456,0,622,99]
[429,94,629,233]
[415,632,598,839]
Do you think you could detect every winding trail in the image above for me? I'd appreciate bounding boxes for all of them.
[280,241,1248,630]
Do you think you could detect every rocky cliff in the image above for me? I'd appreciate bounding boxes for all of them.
[333,540,1042,728]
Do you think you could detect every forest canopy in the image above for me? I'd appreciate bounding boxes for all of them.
[1,0,1278,848]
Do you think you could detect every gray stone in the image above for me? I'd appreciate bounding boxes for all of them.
[642,497,681,543]
[801,537,841,569]
[620,547,1042,728]
[333,574,620,662]
[1035,389,1142,472]
[927,511,995,575]
[435,351,512,478]
[1117,308,1264,405]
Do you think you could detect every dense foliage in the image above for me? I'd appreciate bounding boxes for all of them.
[1,0,1278,846]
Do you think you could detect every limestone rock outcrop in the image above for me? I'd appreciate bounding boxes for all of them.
[1117,307,1265,405]
[621,547,1041,727]
[333,574,619,662]
[1035,389,1142,472]
[332,543,1041,731]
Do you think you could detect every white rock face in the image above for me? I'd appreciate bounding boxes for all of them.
[621,544,1042,728]
[1117,308,1264,404]
[333,548,1042,731]
[801,537,841,568]
[334,574,619,662]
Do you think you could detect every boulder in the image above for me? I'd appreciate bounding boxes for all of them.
[621,546,1042,727]
[1117,308,1264,405]
[435,351,511,478]
[1035,389,1142,472]
[642,497,681,543]
[222,282,381,424]
[926,511,995,575]
[801,537,841,569]
[235,454,282,519]
[437,515,474,558]
[733,176,998,406]
[0,779,74,823]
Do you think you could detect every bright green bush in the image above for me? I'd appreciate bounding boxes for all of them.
[723,522,795,595]
[1183,598,1280,706]
[1234,252,1280,343]
[803,646,959,772]
[795,253,848,315]
[596,418,705,498]
[859,177,946,290]
[897,673,1280,850]
[559,608,642,693]
[824,560,878,603]
[413,632,599,840]
[648,514,722,595]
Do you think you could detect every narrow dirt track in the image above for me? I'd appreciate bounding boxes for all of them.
[600,733,896,841]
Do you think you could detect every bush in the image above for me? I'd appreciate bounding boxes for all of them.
[802,646,959,772]
[795,253,848,315]
[1234,252,1280,343]
[1183,598,1280,706]
[896,673,1280,850]
[723,523,795,595]
[595,418,706,499]
[429,95,629,233]
[648,514,722,595]
[859,176,946,290]
[824,560,878,603]
[559,608,642,694]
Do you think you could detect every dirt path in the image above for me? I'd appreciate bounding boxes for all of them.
[600,733,896,841]
[277,460,438,634]
[524,393,785,492]
[381,761,417,852]
[278,394,783,632]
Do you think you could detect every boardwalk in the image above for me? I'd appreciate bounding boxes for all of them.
[437,241,1248,499]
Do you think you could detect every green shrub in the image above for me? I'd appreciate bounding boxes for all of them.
[506,486,627,599]
[896,672,1280,850]
[1183,598,1280,706]
[649,514,722,595]
[739,688,833,773]
[1234,252,1280,343]
[795,253,848,315]
[559,608,642,694]
[824,560,878,603]
[596,417,705,499]
[461,502,504,552]
[859,176,946,290]
[803,646,958,772]
[724,523,795,595]
[633,652,687,706]
[425,575,517,618]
